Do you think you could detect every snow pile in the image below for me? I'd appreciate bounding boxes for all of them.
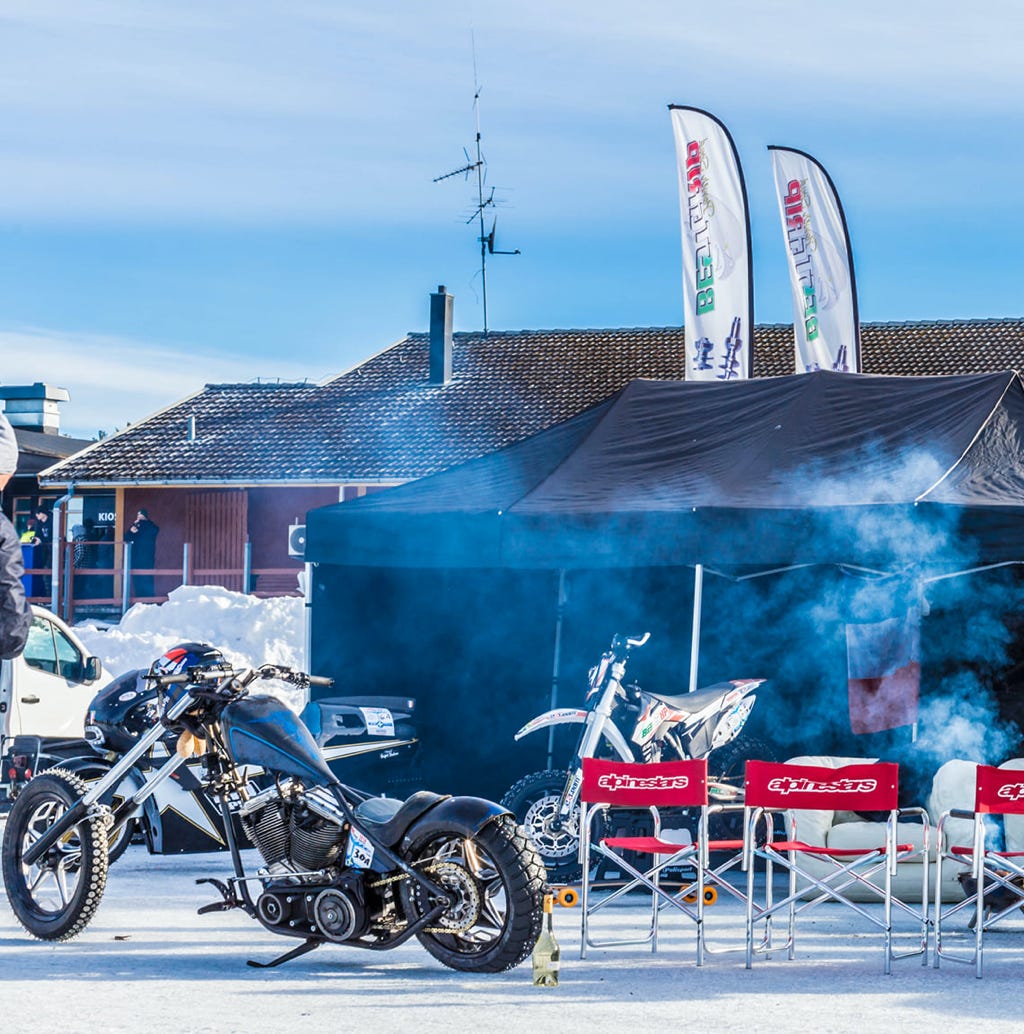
[75,585,305,678]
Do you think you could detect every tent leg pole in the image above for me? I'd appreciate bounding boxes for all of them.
[546,569,568,769]
[689,564,703,694]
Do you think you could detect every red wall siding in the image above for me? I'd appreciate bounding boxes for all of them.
[247,486,339,567]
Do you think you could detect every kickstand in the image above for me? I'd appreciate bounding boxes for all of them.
[247,938,322,969]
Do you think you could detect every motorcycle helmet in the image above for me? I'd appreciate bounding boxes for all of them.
[148,642,231,715]
[149,642,227,678]
[85,668,163,753]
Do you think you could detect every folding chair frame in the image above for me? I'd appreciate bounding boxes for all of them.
[578,758,760,966]
[934,764,1024,978]
[743,760,930,974]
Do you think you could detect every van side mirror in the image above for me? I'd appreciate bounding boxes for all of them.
[84,656,103,683]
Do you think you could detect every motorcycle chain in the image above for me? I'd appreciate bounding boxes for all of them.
[369,873,409,888]
[87,804,114,829]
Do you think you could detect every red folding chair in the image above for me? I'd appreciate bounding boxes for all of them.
[743,760,930,973]
[579,757,755,965]
[934,763,1024,977]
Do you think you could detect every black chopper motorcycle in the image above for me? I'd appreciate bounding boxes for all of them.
[2,657,546,973]
[66,660,421,861]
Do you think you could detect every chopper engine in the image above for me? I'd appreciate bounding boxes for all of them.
[239,783,371,942]
[239,783,347,873]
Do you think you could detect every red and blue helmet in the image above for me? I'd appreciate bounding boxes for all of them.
[149,642,227,678]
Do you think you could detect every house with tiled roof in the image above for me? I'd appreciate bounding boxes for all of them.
[38,285,1024,616]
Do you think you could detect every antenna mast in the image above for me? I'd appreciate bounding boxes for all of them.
[434,83,519,337]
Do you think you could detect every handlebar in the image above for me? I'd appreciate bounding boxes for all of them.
[251,663,334,689]
[610,632,651,652]
[144,663,334,694]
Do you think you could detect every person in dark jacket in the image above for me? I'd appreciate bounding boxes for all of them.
[0,414,32,659]
[125,508,159,599]
[33,507,53,548]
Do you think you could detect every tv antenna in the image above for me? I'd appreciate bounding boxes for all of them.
[434,83,519,336]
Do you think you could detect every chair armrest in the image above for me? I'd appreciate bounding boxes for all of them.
[894,805,930,858]
[935,807,978,855]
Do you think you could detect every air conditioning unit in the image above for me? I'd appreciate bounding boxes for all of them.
[287,524,306,559]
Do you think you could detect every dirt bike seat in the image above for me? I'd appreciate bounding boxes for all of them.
[646,681,747,714]
[353,790,449,847]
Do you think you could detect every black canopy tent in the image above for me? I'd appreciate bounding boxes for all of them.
[308,371,1024,572]
[306,371,1024,792]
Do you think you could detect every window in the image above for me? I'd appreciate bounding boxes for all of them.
[53,625,85,682]
[22,616,84,681]
[23,618,58,675]
[12,498,34,538]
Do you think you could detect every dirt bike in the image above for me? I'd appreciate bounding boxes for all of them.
[501,632,771,881]
[2,660,546,973]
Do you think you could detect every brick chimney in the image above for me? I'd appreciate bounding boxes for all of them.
[0,383,70,435]
[429,285,454,385]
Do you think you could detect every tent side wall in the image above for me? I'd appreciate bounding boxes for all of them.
[308,563,840,799]
[310,563,562,798]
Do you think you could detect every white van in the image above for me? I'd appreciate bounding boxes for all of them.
[0,606,111,802]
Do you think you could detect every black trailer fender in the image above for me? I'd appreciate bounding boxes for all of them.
[399,795,510,851]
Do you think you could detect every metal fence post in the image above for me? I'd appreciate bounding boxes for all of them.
[62,543,73,622]
[182,542,190,586]
[121,542,132,616]
[243,541,252,593]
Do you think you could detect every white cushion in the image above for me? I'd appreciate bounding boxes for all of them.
[826,820,926,854]
[927,759,977,849]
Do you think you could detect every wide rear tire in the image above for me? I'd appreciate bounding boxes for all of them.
[2,769,109,941]
[399,814,546,972]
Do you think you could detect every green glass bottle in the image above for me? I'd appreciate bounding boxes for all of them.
[532,893,560,987]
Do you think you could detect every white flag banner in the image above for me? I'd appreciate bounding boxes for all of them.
[769,146,860,373]
[670,106,753,381]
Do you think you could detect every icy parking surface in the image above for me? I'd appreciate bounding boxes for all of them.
[2,843,1024,1034]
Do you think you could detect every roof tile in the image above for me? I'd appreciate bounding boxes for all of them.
[44,320,1024,484]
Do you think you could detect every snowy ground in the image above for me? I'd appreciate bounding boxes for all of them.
[2,843,1024,1034]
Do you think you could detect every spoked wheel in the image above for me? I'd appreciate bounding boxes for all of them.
[1,769,109,941]
[399,815,546,972]
[500,770,585,883]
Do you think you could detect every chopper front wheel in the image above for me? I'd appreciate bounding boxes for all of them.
[1,769,109,941]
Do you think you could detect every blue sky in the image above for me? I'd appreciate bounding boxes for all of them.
[2,1,1023,437]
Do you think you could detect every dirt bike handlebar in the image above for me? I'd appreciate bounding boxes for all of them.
[611,632,651,652]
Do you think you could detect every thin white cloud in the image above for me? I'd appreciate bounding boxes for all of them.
[0,327,321,439]
[0,0,1021,224]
